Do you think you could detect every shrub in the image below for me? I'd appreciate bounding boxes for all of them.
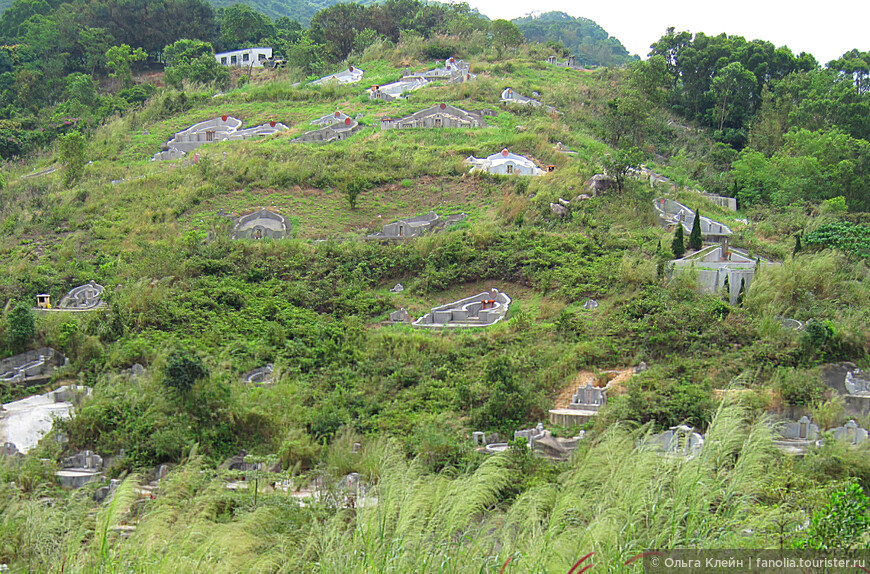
[163,351,208,395]
[671,225,685,258]
[6,303,35,353]
[773,367,827,406]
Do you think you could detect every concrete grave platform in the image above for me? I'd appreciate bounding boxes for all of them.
[311,66,364,85]
[467,149,545,176]
[152,116,288,161]
[500,88,559,114]
[292,111,362,143]
[367,211,466,239]
[669,245,773,305]
[0,348,67,386]
[57,280,105,310]
[0,385,89,454]
[412,289,511,328]
[233,209,288,240]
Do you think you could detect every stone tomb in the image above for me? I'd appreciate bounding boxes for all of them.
[832,420,869,445]
[669,245,771,305]
[58,280,105,310]
[56,450,103,488]
[368,77,429,101]
[545,55,584,70]
[380,103,489,130]
[312,66,364,85]
[845,370,870,395]
[291,111,363,143]
[512,423,584,460]
[654,198,733,244]
[367,211,466,239]
[412,289,511,328]
[773,415,820,455]
[0,348,66,385]
[466,149,545,176]
[389,308,411,323]
[1,385,88,454]
[152,116,288,161]
[549,382,608,427]
[243,365,274,385]
[500,88,559,114]
[645,425,705,458]
[233,209,288,240]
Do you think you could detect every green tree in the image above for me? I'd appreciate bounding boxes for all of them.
[709,61,757,132]
[163,350,208,395]
[736,277,746,305]
[671,225,685,258]
[310,3,368,60]
[163,39,229,89]
[57,131,87,188]
[688,208,703,250]
[6,302,35,353]
[601,147,643,192]
[801,483,870,550]
[218,4,275,51]
[286,34,326,74]
[490,19,523,54]
[344,177,367,209]
[77,27,113,75]
[105,44,147,89]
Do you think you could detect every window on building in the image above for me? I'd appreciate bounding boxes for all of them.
[243,53,250,61]
[506,164,514,174]
[231,55,237,64]
[221,57,227,65]
[258,53,266,61]
[206,131,215,142]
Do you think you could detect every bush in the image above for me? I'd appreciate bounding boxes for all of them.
[773,367,827,406]
[6,303,35,353]
[163,351,208,395]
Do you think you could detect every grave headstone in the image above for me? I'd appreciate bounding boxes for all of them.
[389,308,410,323]
[582,299,598,310]
[472,431,486,446]
[781,416,820,440]
[569,383,607,411]
[832,420,869,445]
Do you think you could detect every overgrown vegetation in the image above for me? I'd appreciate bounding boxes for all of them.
[0,4,868,571]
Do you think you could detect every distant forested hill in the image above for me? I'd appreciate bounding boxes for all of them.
[0,0,379,24]
[512,11,633,67]
[206,0,378,24]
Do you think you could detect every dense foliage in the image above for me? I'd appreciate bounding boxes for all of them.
[0,3,868,571]
[512,11,633,67]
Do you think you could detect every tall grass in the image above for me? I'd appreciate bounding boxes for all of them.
[26,402,787,574]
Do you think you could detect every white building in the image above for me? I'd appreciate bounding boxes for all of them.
[466,149,545,176]
[215,47,272,68]
[312,66,364,85]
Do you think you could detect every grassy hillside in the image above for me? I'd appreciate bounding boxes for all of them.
[1,40,870,573]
